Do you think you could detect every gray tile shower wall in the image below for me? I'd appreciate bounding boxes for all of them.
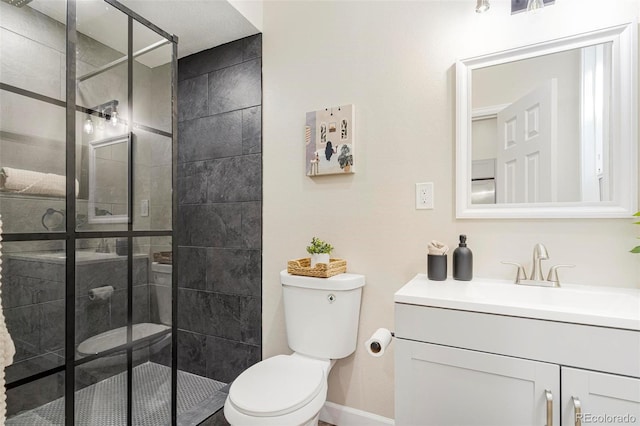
[176,34,262,383]
[1,255,150,416]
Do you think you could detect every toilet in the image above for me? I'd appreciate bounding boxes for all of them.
[76,262,173,367]
[224,270,365,426]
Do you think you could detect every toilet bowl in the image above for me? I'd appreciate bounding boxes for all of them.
[224,354,333,426]
[77,262,173,367]
[77,322,171,368]
[223,271,365,426]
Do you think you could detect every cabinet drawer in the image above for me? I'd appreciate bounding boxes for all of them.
[396,303,640,378]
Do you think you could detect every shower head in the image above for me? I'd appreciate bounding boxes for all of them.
[1,0,33,7]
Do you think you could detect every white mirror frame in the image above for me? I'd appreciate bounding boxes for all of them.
[456,22,637,219]
[88,133,131,224]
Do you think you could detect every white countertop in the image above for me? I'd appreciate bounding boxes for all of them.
[395,274,640,331]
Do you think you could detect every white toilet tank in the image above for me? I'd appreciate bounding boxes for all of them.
[280,271,365,359]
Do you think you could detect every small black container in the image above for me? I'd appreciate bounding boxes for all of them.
[453,234,473,281]
[116,238,128,256]
[427,254,447,281]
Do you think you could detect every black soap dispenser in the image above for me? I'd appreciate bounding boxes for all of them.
[453,234,473,281]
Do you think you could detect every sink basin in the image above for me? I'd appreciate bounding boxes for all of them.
[394,275,640,330]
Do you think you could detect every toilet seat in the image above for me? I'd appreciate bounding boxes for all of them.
[228,355,325,417]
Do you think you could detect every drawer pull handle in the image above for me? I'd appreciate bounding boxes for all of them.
[545,389,553,426]
[573,397,582,426]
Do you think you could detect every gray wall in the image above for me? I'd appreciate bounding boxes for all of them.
[176,34,262,383]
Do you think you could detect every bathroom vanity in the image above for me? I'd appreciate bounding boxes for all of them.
[394,275,640,426]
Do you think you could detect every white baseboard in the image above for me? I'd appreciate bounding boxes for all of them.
[319,401,394,426]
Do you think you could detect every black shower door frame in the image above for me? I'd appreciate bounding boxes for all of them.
[1,0,179,424]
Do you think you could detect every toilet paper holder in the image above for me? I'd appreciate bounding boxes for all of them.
[88,285,114,301]
[365,328,394,357]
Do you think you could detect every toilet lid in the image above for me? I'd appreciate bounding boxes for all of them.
[228,355,325,417]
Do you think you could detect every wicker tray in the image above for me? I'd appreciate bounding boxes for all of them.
[153,251,172,264]
[287,257,347,278]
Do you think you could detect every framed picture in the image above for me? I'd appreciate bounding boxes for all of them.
[305,104,355,176]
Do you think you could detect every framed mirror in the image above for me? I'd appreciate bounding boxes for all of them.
[456,23,637,218]
[88,133,131,224]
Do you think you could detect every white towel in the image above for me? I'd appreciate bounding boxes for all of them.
[428,240,449,255]
[0,167,79,197]
[0,215,16,424]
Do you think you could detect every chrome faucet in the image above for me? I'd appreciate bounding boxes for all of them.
[530,243,549,281]
[502,243,574,287]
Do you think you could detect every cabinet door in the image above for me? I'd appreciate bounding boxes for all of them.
[562,367,640,426]
[395,339,559,426]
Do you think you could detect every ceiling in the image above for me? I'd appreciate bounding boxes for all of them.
[28,0,261,68]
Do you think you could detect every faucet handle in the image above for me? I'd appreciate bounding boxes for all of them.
[546,264,575,286]
[501,261,528,284]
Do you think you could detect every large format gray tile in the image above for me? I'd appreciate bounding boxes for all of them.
[76,260,127,294]
[0,28,63,100]
[177,204,243,248]
[177,330,206,377]
[207,249,261,297]
[178,74,208,122]
[242,106,261,154]
[243,34,262,61]
[110,285,150,329]
[5,352,63,384]
[75,295,110,344]
[177,288,206,335]
[178,246,207,290]
[149,284,171,325]
[0,272,64,309]
[39,300,65,353]
[203,293,260,344]
[205,336,260,383]
[5,304,40,362]
[178,111,242,163]
[4,259,65,283]
[177,161,209,205]
[241,202,262,250]
[206,155,261,203]
[6,371,64,417]
[178,40,244,82]
[0,1,66,54]
[208,59,261,116]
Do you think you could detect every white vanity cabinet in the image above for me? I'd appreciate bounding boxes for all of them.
[394,275,640,426]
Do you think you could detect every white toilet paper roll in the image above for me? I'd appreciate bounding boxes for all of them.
[365,328,393,357]
[88,285,114,301]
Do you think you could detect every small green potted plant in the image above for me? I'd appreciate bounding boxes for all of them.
[306,237,334,267]
[632,212,640,254]
[337,144,353,172]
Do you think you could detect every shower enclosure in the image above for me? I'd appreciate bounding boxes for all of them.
[0,0,222,423]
